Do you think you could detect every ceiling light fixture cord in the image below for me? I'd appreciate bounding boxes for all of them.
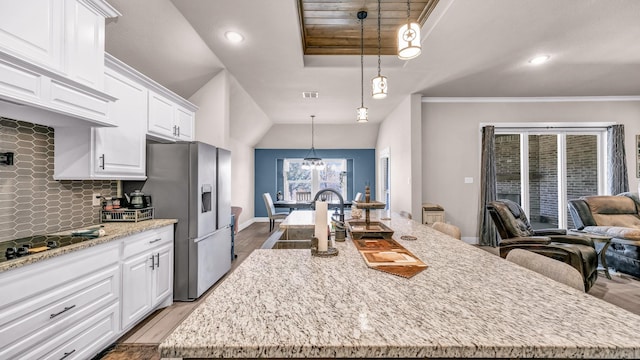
[377,0,381,77]
[311,114,315,149]
[356,10,368,122]
[360,15,364,107]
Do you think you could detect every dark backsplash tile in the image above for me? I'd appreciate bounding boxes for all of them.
[0,118,116,242]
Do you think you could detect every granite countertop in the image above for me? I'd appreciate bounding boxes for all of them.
[160,214,640,359]
[0,219,177,273]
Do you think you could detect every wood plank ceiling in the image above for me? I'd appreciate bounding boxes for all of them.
[298,0,439,55]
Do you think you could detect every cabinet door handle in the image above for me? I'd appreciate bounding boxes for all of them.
[177,126,180,137]
[149,238,162,244]
[99,154,105,169]
[50,305,76,319]
[150,255,155,269]
[155,253,160,268]
[173,125,177,136]
[59,349,76,360]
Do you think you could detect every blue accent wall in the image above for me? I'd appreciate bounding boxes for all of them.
[255,149,376,217]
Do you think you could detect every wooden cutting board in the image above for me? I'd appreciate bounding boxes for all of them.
[354,238,427,278]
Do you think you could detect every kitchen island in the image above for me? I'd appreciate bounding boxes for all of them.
[160,212,640,359]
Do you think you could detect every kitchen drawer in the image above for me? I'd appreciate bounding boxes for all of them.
[0,264,119,353]
[22,302,119,360]
[0,241,119,308]
[122,225,173,259]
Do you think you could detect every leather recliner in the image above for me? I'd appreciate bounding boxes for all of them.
[568,194,640,279]
[487,199,598,291]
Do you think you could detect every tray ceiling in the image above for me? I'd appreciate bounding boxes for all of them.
[298,0,439,55]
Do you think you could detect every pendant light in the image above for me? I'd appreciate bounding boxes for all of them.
[397,0,421,60]
[302,115,325,170]
[356,10,368,123]
[371,0,387,99]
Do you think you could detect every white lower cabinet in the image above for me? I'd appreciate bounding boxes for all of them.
[121,226,174,331]
[0,224,174,359]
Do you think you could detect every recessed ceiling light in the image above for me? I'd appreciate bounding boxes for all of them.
[528,55,551,65]
[224,31,244,43]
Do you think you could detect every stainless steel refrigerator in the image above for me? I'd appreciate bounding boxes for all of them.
[137,142,231,301]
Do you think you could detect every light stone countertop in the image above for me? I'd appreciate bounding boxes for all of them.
[0,219,177,273]
[160,214,640,359]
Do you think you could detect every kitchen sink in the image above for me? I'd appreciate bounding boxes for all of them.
[262,228,315,250]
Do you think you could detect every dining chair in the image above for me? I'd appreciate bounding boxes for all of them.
[296,191,311,202]
[263,193,288,232]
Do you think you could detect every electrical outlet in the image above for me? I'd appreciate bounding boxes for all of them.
[93,193,101,206]
[464,177,474,184]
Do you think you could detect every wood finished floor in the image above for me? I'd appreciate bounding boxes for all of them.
[96,223,640,360]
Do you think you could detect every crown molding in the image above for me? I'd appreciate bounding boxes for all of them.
[421,96,640,103]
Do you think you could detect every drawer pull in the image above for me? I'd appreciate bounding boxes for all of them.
[149,238,162,244]
[50,305,76,319]
[60,349,76,360]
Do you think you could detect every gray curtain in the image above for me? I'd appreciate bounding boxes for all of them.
[478,126,498,246]
[608,124,629,195]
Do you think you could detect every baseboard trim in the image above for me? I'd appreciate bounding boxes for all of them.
[461,236,478,245]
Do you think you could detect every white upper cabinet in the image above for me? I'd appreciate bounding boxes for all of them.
[0,0,64,72]
[65,0,108,89]
[0,0,120,128]
[93,63,147,178]
[54,55,147,180]
[148,90,196,142]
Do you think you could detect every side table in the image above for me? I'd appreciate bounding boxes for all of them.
[569,230,613,279]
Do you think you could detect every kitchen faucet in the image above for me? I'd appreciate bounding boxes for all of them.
[312,188,346,241]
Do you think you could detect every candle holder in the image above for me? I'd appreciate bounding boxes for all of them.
[310,237,339,257]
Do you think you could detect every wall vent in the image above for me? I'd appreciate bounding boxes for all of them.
[302,91,319,99]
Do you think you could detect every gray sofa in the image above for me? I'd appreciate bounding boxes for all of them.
[568,194,640,279]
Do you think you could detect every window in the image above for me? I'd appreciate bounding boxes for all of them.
[494,126,607,229]
[283,159,347,201]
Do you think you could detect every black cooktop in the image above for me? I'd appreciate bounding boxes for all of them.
[0,234,97,263]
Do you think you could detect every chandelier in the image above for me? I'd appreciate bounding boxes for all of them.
[371,0,387,99]
[356,10,368,122]
[397,0,421,60]
[302,115,325,170]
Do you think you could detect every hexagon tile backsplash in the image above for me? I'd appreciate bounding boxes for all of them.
[0,118,117,242]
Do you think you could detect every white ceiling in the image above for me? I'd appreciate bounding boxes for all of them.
[105,0,640,126]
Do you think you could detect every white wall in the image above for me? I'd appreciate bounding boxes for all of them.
[421,99,640,241]
[229,138,255,228]
[256,123,379,149]
[375,95,423,218]
[190,70,230,148]
[229,76,272,147]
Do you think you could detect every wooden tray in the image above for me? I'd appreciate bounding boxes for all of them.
[347,220,394,239]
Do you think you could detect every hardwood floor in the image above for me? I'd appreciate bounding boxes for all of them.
[96,223,640,359]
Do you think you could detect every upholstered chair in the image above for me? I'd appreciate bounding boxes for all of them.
[263,193,288,232]
[506,249,585,291]
[487,199,598,291]
[432,222,462,240]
